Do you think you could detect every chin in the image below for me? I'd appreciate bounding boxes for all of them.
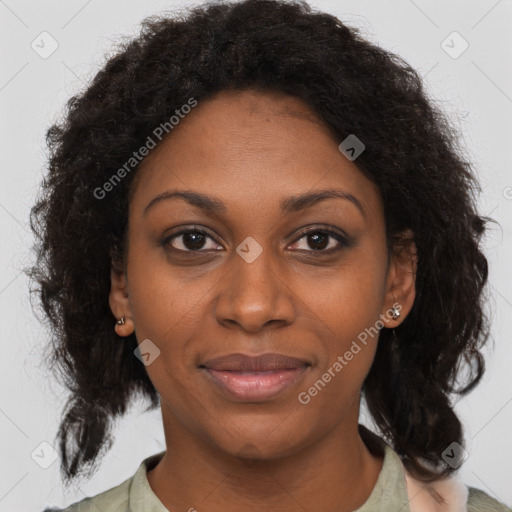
[206,412,315,461]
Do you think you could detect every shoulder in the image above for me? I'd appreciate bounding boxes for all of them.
[41,450,166,512]
[399,448,510,512]
[41,474,133,512]
[467,486,512,512]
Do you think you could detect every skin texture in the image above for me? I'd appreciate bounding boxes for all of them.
[109,88,417,512]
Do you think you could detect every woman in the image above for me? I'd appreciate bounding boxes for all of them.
[29,0,510,510]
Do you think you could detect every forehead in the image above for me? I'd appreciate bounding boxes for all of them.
[128,88,380,219]
[134,88,337,175]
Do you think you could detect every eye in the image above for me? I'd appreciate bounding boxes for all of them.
[163,228,223,252]
[162,226,350,254]
[288,228,348,253]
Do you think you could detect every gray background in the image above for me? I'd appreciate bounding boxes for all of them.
[1,0,511,510]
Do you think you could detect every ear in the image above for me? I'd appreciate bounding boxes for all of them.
[109,262,135,337]
[381,229,417,328]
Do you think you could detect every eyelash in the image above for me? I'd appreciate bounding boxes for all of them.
[162,225,350,255]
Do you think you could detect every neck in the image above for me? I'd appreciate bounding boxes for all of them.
[146,410,384,512]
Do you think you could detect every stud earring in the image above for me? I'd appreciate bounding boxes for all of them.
[391,305,401,321]
[116,315,126,325]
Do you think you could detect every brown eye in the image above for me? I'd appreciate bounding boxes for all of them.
[305,232,329,250]
[163,229,222,252]
[289,228,349,253]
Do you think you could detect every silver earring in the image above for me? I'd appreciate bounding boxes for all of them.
[116,316,125,325]
[391,306,401,320]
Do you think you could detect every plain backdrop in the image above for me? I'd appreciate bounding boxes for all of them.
[1,0,511,510]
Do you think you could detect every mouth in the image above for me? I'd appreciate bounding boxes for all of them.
[199,353,311,402]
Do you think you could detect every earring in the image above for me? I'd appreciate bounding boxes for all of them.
[391,305,401,320]
[116,315,126,325]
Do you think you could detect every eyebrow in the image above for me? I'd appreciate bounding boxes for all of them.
[143,188,365,217]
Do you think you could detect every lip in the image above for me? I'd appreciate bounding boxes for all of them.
[202,352,310,372]
[200,353,311,402]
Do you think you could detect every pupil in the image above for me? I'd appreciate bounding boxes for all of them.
[184,232,205,250]
[308,232,328,250]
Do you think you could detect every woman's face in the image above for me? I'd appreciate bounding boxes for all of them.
[110,88,415,460]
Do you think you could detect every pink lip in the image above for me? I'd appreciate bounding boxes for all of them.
[203,367,308,401]
[200,353,311,402]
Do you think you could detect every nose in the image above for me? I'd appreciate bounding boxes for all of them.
[214,245,296,333]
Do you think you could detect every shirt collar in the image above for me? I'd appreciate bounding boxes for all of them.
[129,450,168,512]
[354,435,411,512]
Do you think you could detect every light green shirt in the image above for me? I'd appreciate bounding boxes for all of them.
[44,436,511,512]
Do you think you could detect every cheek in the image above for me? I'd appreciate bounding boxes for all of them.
[297,251,388,335]
[125,243,218,385]
[299,302,380,421]
[126,258,204,407]
[126,242,203,337]
[294,250,387,391]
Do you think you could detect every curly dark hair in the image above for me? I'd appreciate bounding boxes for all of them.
[26,0,490,486]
